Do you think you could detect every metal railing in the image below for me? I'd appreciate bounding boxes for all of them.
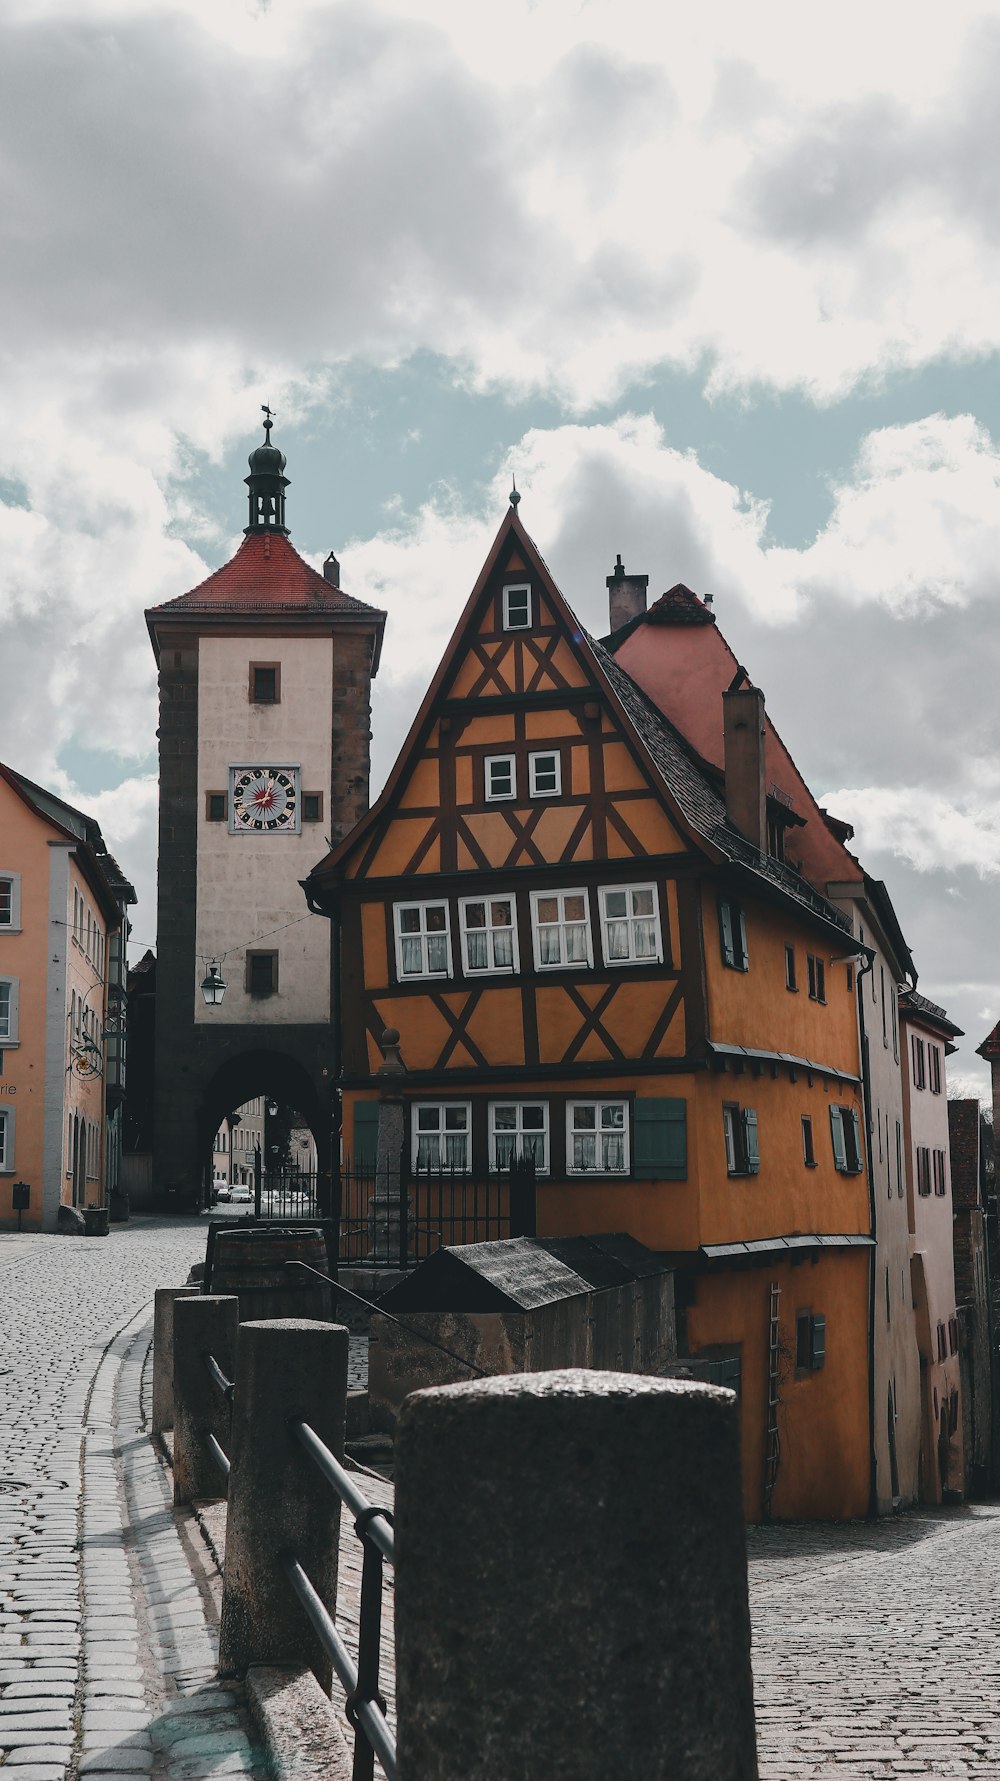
[198,1341,395,1781]
[283,1421,396,1781]
[202,1350,234,1482]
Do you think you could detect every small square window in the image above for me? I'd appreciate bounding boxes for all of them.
[302,792,324,823]
[529,752,561,797]
[246,952,278,997]
[250,663,280,704]
[206,792,228,822]
[485,755,516,800]
[502,584,531,630]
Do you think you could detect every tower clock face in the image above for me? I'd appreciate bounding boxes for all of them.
[230,766,300,832]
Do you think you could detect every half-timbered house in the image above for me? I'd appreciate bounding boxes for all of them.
[305,502,876,1520]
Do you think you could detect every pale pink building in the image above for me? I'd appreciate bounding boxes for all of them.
[900,990,963,1500]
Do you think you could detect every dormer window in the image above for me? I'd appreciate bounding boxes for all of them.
[502,584,531,630]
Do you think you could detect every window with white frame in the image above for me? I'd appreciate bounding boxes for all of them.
[0,873,21,930]
[599,884,662,965]
[394,902,452,979]
[413,1103,471,1171]
[490,1102,549,1172]
[0,979,18,1045]
[459,897,518,974]
[485,755,516,801]
[567,1100,628,1174]
[529,751,561,797]
[502,583,531,630]
[531,889,592,969]
[0,1106,13,1171]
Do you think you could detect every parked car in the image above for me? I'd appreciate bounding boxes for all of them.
[230,1184,253,1204]
[213,1177,232,1202]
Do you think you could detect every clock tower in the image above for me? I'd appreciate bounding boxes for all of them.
[145,420,386,1204]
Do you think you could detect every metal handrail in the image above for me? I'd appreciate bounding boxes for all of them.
[201,1351,233,1481]
[281,1554,397,1780]
[204,1351,235,1402]
[204,1431,231,1481]
[291,1419,396,1563]
[287,1417,396,1780]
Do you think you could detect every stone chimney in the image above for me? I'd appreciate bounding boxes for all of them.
[607,555,649,632]
[722,671,766,854]
[324,551,341,585]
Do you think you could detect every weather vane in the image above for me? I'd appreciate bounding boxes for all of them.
[261,402,275,441]
[509,474,520,509]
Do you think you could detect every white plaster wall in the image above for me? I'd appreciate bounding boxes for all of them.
[846,911,922,1510]
[902,1015,962,1476]
[195,634,332,1025]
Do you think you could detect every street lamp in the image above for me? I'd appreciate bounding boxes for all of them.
[201,961,227,1007]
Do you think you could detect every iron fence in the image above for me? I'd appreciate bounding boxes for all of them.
[336,1150,536,1270]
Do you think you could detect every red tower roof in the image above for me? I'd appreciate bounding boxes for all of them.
[146,531,386,669]
[149,530,378,618]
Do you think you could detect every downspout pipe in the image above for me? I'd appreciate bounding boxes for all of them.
[855,951,879,1518]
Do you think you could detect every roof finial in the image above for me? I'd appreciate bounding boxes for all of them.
[509,475,520,510]
[261,402,274,443]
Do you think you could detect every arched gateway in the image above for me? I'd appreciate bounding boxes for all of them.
[145,420,386,1206]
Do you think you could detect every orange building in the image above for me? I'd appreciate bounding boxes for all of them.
[0,764,132,1230]
[306,506,877,1521]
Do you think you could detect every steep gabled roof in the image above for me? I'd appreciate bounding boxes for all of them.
[305,507,853,943]
[977,1020,1000,1061]
[0,762,127,926]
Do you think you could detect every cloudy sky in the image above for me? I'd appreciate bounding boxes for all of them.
[3,0,1000,1095]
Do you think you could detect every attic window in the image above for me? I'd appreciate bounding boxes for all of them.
[502,584,531,630]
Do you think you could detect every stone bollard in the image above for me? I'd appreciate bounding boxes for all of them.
[173,1295,239,1506]
[394,1369,759,1781]
[151,1286,201,1435]
[218,1318,349,1692]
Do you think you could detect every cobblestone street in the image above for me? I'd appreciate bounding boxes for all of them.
[4,1218,1000,1780]
[749,1508,1000,1778]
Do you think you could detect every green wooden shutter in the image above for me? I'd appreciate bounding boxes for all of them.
[718,900,735,967]
[829,1105,847,1171]
[737,908,749,970]
[633,1098,687,1180]
[810,1313,826,1370]
[353,1101,380,1170]
[848,1109,863,1173]
[742,1107,760,1174]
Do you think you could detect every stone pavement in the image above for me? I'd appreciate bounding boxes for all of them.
[6,1217,1000,1780]
[0,1218,260,1781]
[749,1507,1000,1778]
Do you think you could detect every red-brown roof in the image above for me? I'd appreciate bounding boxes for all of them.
[646,583,716,626]
[976,1020,1000,1060]
[148,531,381,619]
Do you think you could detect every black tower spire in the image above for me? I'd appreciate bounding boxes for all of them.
[244,405,290,535]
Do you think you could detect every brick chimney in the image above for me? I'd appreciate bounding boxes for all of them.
[723,671,766,854]
[607,555,649,632]
[324,551,341,586]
